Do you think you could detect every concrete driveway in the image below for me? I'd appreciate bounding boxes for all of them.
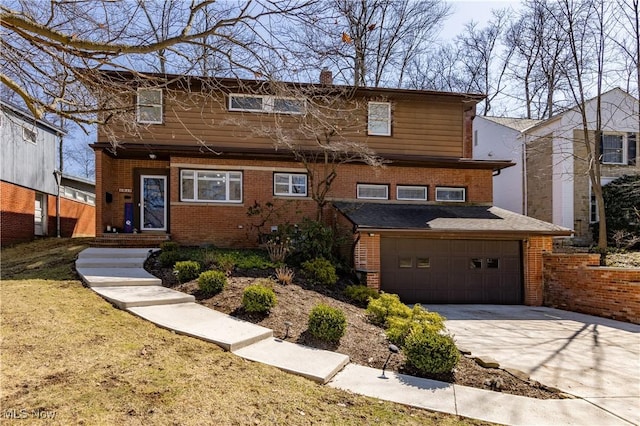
[425,305,640,425]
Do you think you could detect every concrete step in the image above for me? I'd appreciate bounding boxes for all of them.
[77,268,161,287]
[76,257,148,269]
[128,303,273,352]
[92,286,194,309]
[78,247,158,259]
[233,337,350,384]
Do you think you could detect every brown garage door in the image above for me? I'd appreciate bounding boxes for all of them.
[380,238,522,304]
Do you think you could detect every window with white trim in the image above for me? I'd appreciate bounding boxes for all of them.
[368,102,391,136]
[181,170,242,203]
[23,126,36,144]
[600,132,637,165]
[397,185,427,201]
[590,177,615,222]
[357,184,388,200]
[137,88,163,124]
[435,187,466,202]
[274,173,307,196]
[229,94,304,114]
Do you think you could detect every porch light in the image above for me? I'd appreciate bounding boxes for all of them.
[380,344,399,379]
[149,153,157,159]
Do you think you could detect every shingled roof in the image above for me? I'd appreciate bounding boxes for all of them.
[333,202,571,236]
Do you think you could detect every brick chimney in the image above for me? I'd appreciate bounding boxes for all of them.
[319,67,333,85]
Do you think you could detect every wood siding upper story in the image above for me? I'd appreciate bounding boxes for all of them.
[98,90,467,159]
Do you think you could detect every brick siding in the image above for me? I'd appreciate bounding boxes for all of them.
[544,253,640,324]
[522,236,553,306]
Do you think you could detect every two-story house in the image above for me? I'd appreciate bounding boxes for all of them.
[1,100,96,246]
[474,88,639,243]
[93,71,569,305]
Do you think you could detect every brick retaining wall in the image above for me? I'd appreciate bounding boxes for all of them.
[543,253,640,324]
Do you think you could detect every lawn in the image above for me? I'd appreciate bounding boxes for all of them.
[0,238,488,425]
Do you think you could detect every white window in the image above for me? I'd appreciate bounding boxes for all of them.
[590,177,615,222]
[435,187,466,202]
[23,126,36,144]
[601,132,637,165]
[229,94,304,114]
[274,173,307,196]
[397,185,427,201]
[137,88,163,124]
[368,102,391,136]
[181,170,242,203]
[357,184,388,200]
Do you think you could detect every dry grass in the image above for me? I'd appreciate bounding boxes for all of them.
[0,239,489,425]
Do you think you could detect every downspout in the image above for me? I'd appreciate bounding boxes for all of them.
[520,132,528,216]
[55,131,63,238]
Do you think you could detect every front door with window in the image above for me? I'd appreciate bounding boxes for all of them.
[141,175,167,231]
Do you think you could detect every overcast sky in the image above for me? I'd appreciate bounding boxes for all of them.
[441,0,521,40]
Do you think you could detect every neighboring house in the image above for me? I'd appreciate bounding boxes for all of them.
[475,88,639,243]
[93,71,569,305]
[0,101,95,246]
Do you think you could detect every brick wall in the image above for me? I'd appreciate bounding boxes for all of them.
[1,181,36,245]
[47,195,96,238]
[544,253,640,324]
[353,232,381,289]
[522,236,553,306]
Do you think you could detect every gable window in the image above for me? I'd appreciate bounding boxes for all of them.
[181,170,242,203]
[368,102,391,136]
[600,132,637,165]
[274,173,307,196]
[137,88,163,124]
[397,185,427,201]
[22,126,36,144]
[229,94,304,114]
[435,187,466,202]
[357,184,388,200]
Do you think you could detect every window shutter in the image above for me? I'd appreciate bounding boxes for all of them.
[599,133,604,163]
[628,133,637,166]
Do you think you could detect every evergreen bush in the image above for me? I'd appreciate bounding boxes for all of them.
[307,304,347,342]
[242,282,277,314]
[173,260,200,283]
[198,270,227,296]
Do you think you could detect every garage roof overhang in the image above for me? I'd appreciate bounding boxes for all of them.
[334,202,573,237]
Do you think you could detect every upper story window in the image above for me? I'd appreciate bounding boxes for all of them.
[274,173,307,197]
[180,170,242,203]
[229,94,304,114]
[357,183,388,200]
[435,187,466,202]
[137,88,163,124]
[397,185,427,201]
[601,132,637,165]
[368,102,391,136]
[23,126,36,144]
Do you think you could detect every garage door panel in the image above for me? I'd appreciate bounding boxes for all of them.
[381,238,522,304]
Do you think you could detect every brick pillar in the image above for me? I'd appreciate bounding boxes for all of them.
[354,232,381,290]
[94,149,104,237]
[523,236,553,306]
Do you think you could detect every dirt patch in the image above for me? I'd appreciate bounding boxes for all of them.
[146,254,565,400]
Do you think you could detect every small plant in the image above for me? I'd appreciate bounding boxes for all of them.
[173,260,200,283]
[198,270,226,296]
[159,250,182,268]
[344,285,380,307]
[403,329,459,375]
[275,265,295,285]
[242,281,277,314]
[385,306,445,347]
[302,257,338,286]
[215,253,236,276]
[160,241,179,252]
[307,304,347,342]
[265,240,290,263]
[201,249,218,269]
[366,293,412,327]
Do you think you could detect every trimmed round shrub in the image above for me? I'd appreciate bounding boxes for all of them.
[160,241,179,252]
[344,285,380,307]
[404,329,459,375]
[385,304,445,347]
[198,270,227,296]
[242,283,277,314]
[159,250,182,268]
[173,260,200,283]
[307,304,347,342]
[302,257,338,286]
[366,293,411,327]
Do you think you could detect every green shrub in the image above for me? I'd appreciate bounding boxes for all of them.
[160,241,179,252]
[302,257,338,286]
[242,282,277,314]
[344,285,380,306]
[215,253,236,275]
[173,260,200,283]
[385,306,444,347]
[159,250,182,268]
[366,293,411,327]
[403,329,459,375]
[307,304,347,342]
[198,270,227,296]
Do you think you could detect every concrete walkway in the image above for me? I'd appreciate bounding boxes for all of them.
[77,248,636,425]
